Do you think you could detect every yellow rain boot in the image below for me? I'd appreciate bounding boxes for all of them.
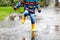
[32,24,36,31]
[22,16,26,24]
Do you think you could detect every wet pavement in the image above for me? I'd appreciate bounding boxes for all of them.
[0,7,60,40]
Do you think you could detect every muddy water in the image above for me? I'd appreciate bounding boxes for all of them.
[0,7,60,40]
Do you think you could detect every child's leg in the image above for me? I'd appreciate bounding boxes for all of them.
[22,10,29,24]
[30,13,36,31]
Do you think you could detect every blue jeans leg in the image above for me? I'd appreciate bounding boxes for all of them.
[24,10,29,16]
[30,13,35,24]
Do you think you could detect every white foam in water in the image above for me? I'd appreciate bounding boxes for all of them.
[0,7,60,40]
[58,0,60,2]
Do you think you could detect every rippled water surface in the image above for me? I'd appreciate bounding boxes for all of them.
[0,7,60,40]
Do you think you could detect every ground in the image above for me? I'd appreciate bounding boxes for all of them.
[0,7,60,40]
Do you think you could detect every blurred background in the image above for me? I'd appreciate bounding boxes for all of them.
[0,0,60,21]
[0,0,60,7]
[0,0,60,40]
